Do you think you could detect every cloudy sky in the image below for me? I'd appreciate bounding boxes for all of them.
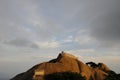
[0,0,120,79]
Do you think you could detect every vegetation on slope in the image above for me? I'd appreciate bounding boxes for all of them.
[44,71,86,80]
[105,71,120,80]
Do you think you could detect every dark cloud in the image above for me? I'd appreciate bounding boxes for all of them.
[30,43,39,49]
[4,38,39,49]
[90,7,120,47]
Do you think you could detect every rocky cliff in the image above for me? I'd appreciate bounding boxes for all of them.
[10,52,112,80]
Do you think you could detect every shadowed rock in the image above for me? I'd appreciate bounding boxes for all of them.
[86,62,98,68]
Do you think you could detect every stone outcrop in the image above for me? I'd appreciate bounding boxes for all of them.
[10,52,111,80]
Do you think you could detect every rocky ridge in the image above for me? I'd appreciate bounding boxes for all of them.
[10,52,112,80]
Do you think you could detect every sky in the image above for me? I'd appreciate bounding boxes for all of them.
[0,0,120,79]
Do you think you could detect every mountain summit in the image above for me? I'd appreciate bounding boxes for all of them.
[11,51,112,80]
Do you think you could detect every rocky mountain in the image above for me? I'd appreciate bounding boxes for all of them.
[10,52,112,80]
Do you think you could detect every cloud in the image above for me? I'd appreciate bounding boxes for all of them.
[75,34,94,46]
[0,0,64,50]
[0,0,80,43]
[70,29,97,49]
[61,36,74,43]
[0,0,38,43]
[86,0,120,48]
[90,11,120,48]
[3,38,39,49]
[30,55,55,60]
[68,49,95,53]
[35,40,60,49]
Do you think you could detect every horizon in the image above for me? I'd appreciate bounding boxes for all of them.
[0,0,120,80]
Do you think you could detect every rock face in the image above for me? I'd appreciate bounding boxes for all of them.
[10,52,111,80]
